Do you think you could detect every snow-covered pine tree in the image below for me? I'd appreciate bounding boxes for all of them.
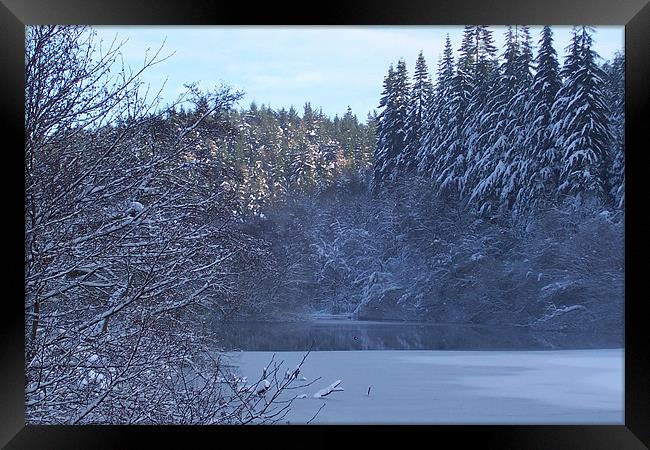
[399,51,432,175]
[462,25,500,128]
[518,25,563,212]
[458,25,477,72]
[432,31,474,200]
[279,106,301,193]
[499,25,535,211]
[551,26,612,204]
[471,25,499,105]
[388,59,410,179]
[373,60,410,188]
[461,25,502,210]
[373,65,396,190]
[603,51,625,208]
[418,34,455,178]
[242,104,273,213]
[257,105,284,204]
[289,103,319,192]
[468,26,523,214]
[340,106,361,172]
[361,111,378,175]
[515,26,534,87]
[312,107,337,187]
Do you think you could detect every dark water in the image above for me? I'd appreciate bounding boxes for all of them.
[210,319,623,351]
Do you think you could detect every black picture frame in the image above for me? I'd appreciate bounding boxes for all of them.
[2,0,648,447]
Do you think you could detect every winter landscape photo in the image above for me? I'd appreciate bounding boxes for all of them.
[25,25,625,425]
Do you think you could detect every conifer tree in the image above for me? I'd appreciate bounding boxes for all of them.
[551,26,612,203]
[373,65,396,189]
[604,51,625,208]
[518,25,563,211]
[289,103,319,191]
[400,51,432,174]
[462,25,501,209]
[341,106,360,172]
[516,26,535,88]
[433,39,473,199]
[373,60,410,187]
[468,26,523,213]
[472,25,499,102]
[418,34,455,177]
[498,25,535,211]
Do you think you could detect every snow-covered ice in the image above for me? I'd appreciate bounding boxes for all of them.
[227,349,623,424]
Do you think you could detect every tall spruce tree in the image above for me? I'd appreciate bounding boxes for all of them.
[373,60,410,187]
[418,34,455,177]
[362,111,379,174]
[604,51,625,208]
[498,25,535,211]
[551,26,612,203]
[468,26,523,213]
[373,65,396,188]
[518,25,563,211]
[462,25,501,209]
[515,26,535,87]
[433,35,474,199]
[400,51,432,175]
[472,25,499,103]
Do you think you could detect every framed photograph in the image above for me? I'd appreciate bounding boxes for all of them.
[3,0,648,447]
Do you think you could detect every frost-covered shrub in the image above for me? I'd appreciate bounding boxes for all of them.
[239,176,623,333]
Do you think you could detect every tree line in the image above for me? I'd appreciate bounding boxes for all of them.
[373,25,625,216]
[163,98,376,216]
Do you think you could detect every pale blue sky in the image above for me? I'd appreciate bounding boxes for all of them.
[93,26,624,119]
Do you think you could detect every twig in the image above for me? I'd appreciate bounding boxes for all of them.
[306,403,326,424]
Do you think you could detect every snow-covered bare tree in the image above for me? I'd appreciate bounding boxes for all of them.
[24,25,314,424]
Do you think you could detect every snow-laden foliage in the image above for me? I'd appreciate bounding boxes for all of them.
[551,26,613,202]
[374,25,623,215]
[238,177,623,332]
[25,24,624,423]
[399,51,432,175]
[418,34,455,178]
[602,51,625,208]
[220,101,375,214]
[24,25,320,424]
[373,60,410,187]
[517,25,563,213]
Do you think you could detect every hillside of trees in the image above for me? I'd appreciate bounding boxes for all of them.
[374,26,624,212]
[231,25,624,333]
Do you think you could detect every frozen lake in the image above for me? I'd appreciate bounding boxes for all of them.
[214,320,623,423]
[226,348,624,424]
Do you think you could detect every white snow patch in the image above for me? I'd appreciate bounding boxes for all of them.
[228,349,623,424]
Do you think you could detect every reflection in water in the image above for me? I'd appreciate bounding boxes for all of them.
[210,319,622,351]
